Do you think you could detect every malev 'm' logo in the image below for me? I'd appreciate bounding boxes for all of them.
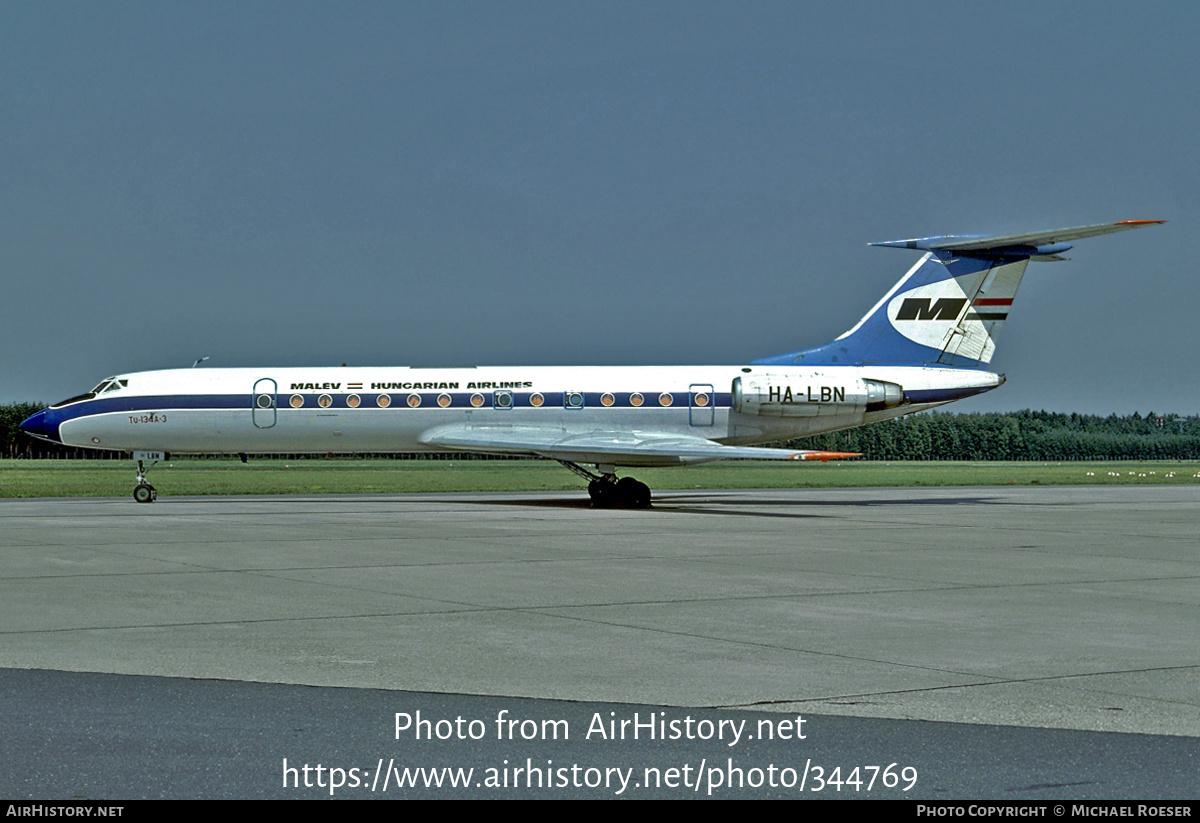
[886,281,974,351]
[894,297,967,321]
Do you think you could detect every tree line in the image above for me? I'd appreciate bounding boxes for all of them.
[792,409,1200,461]
[4,402,1199,461]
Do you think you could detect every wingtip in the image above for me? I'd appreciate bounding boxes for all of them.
[1116,219,1166,225]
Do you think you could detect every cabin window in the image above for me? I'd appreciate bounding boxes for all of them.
[406,394,421,408]
[377,394,392,408]
[600,392,615,407]
[470,393,485,407]
[630,392,644,407]
[290,394,304,408]
[346,394,361,408]
[693,392,710,407]
[318,394,332,408]
[529,392,544,407]
[256,394,274,409]
[565,391,584,409]
[437,393,452,407]
[658,393,673,407]
[494,390,514,409]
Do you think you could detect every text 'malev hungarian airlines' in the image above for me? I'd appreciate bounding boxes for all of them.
[22,220,1163,507]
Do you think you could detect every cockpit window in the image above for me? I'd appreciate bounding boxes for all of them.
[50,393,96,408]
[91,378,128,394]
[54,377,127,407]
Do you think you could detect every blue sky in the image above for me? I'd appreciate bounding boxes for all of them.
[3,1,1195,414]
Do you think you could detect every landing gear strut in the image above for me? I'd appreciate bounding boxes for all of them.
[557,461,651,509]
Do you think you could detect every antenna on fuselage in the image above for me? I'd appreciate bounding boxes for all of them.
[192,357,210,368]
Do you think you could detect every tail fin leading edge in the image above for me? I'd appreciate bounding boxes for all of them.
[752,220,1164,368]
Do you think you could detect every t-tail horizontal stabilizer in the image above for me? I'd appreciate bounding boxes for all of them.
[753,220,1165,368]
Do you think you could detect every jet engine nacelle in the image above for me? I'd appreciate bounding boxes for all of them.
[732,375,905,419]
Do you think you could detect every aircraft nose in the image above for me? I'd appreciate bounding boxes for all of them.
[20,409,61,444]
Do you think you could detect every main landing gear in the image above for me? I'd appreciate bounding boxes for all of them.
[557,461,651,509]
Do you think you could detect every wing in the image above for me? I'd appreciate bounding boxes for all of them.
[418,424,857,467]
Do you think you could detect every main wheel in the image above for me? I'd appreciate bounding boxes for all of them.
[616,477,651,509]
[588,479,615,508]
[133,484,156,504]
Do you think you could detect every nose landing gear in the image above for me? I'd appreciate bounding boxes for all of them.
[131,451,164,503]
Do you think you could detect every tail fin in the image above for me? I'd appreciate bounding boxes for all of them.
[752,220,1164,368]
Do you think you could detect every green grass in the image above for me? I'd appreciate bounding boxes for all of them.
[2,458,1198,499]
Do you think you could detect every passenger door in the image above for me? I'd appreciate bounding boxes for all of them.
[252,378,277,428]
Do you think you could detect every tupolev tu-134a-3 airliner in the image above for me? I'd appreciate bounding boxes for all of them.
[22,220,1163,508]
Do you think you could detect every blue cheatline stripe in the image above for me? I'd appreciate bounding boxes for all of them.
[48,391,735,424]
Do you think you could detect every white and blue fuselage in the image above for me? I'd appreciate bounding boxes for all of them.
[28,364,999,463]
